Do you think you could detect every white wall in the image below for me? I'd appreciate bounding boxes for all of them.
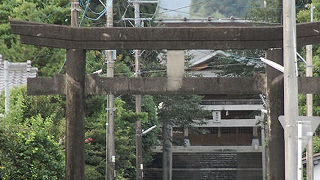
[315,163,320,180]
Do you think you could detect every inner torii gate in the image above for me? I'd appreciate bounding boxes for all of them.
[10,20,320,180]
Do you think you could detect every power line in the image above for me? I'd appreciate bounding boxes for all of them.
[156,0,210,15]
[58,0,109,74]
[157,6,204,17]
[79,0,90,26]
[79,0,113,21]
[231,3,282,10]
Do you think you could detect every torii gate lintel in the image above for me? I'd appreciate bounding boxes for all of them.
[9,20,320,180]
[10,20,320,50]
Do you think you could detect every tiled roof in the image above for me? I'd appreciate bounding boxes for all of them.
[0,59,38,92]
[189,50,231,68]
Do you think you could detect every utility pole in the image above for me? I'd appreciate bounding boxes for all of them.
[131,2,157,178]
[105,0,116,179]
[306,3,314,180]
[133,1,143,179]
[283,0,299,180]
[66,0,86,179]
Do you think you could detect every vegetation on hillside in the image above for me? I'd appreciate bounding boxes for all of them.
[190,0,253,18]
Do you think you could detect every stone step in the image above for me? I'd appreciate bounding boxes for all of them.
[144,169,262,180]
[145,152,263,180]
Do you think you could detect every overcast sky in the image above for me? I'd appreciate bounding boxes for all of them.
[158,0,192,18]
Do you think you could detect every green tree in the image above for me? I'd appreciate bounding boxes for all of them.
[84,95,159,180]
[297,0,320,154]
[0,86,65,179]
[190,0,252,18]
[0,0,70,76]
[0,116,65,180]
[154,94,208,179]
[0,87,65,140]
[247,0,282,23]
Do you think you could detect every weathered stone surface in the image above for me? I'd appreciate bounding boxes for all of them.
[298,77,320,94]
[266,49,285,180]
[28,75,266,95]
[10,20,320,50]
[27,74,320,96]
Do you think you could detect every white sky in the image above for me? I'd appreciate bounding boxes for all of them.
[158,0,192,18]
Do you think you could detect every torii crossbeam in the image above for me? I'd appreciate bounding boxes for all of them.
[10,20,320,50]
[9,20,320,180]
[26,74,320,95]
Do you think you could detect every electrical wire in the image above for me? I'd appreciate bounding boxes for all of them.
[79,0,90,26]
[115,2,130,25]
[231,3,282,10]
[59,0,89,73]
[98,0,107,8]
[85,9,107,21]
[157,7,204,17]
[78,0,271,76]
[156,0,210,15]
[151,0,160,19]
[79,0,111,21]
[58,58,67,74]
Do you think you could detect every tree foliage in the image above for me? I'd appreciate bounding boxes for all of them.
[247,0,282,23]
[190,0,252,18]
[297,0,320,143]
[0,87,65,179]
[0,0,70,76]
[84,95,159,180]
[156,95,208,127]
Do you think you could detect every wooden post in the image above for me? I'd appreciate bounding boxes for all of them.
[162,123,172,180]
[265,48,285,180]
[306,48,314,180]
[65,1,86,179]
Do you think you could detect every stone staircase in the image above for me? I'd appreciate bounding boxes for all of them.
[144,152,262,180]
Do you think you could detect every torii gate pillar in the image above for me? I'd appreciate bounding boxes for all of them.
[65,49,86,180]
[266,48,285,180]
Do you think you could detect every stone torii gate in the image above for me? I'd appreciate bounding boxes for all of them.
[10,20,320,180]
